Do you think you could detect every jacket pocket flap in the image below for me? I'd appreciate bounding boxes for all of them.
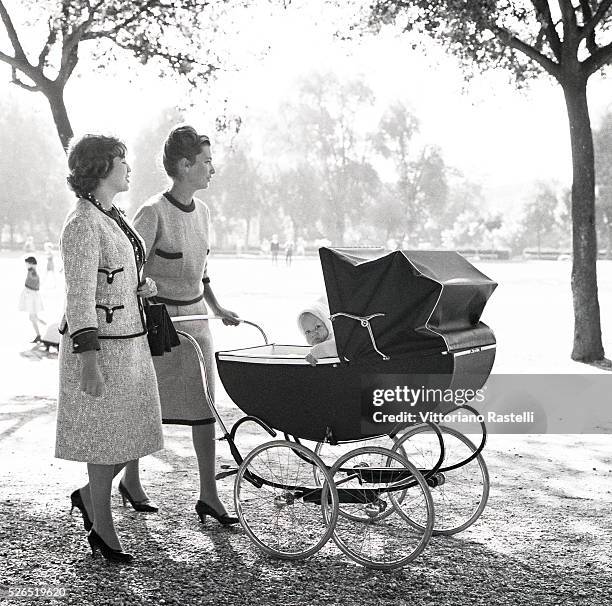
[155,249,183,260]
[96,304,125,323]
[98,267,124,284]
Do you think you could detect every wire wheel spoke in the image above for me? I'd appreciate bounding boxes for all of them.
[235,440,339,560]
[321,446,434,570]
[394,425,489,535]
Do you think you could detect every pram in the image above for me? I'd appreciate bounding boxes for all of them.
[173,248,497,569]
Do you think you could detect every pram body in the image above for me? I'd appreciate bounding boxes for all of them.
[178,247,497,570]
[217,248,496,443]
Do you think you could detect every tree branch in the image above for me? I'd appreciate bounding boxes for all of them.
[558,0,578,32]
[55,2,104,85]
[11,67,39,92]
[0,48,46,87]
[580,0,612,43]
[0,0,28,60]
[0,48,18,67]
[495,26,561,79]
[578,0,598,54]
[531,0,563,60]
[38,19,58,68]
[83,0,158,40]
[583,38,612,74]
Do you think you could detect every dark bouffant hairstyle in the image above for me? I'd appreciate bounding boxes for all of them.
[163,125,210,178]
[24,256,37,265]
[66,134,127,198]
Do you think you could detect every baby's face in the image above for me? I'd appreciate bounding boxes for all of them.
[300,312,329,345]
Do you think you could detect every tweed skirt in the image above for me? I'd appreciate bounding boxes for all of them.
[55,334,164,464]
[155,299,216,425]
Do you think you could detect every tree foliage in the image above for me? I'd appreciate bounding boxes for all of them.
[373,102,448,245]
[0,94,68,245]
[365,0,612,361]
[0,0,238,149]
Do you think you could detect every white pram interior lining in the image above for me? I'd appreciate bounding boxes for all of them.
[217,344,340,365]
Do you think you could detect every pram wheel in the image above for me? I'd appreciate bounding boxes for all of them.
[320,446,434,570]
[314,437,408,522]
[234,440,339,560]
[393,425,489,535]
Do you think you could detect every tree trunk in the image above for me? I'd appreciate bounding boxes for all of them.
[44,84,74,152]
[562,79,605,362]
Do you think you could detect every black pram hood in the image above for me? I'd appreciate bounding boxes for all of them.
[319,247,497,363]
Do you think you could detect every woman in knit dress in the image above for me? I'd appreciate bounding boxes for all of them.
[121,125,239,525]
[56,134,164,562]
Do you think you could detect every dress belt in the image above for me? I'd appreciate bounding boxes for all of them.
[153,292,205,306]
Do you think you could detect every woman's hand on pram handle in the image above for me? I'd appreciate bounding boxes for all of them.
[213,306,241,326]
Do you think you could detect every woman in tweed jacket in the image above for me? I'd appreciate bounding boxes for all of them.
[56,134,163,562]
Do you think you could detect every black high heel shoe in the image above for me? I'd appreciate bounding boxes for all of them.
[195,500,239,526]
[70,489,93,531]
[118,482,159,513]
[87,529,134,564]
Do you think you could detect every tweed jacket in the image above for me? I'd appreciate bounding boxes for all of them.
[59,199,147,343]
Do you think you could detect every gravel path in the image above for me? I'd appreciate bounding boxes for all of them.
[1,395,610,606]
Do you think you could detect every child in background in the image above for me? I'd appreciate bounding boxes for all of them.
[18,256,45,342]
[298,298,337,365]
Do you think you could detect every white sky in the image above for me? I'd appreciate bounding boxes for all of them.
[3,1,612,212]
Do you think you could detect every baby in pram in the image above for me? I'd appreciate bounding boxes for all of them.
[298,298,337,365]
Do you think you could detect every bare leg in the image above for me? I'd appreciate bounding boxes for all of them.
[193,423,228,513]
[121,459,150,502]
[29,313,40,338]
[86,462,128,551]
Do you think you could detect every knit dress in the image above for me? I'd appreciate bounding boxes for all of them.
[133,192,215,425]
[55,200,164,464]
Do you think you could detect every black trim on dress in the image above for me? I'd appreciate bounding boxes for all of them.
[154,293,205,306]
[155,249,183,260]
[162,417,216,426]
[98,330,148,340]
[163,192,195,213]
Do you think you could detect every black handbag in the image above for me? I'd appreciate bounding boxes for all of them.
[143,298,181,356]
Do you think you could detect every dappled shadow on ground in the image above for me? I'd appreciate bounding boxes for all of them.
[0,502,609,606]
[0,395,57,441]
[1,402,611,605]
[0,434,610,606]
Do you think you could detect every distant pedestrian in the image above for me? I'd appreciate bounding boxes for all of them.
[271,234,280,265]
[18,256,45,342]
[23,236,35,253]
[285,239,294,266]
[44,242,56,286]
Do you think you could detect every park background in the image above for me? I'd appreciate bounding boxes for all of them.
[1,1,611,604]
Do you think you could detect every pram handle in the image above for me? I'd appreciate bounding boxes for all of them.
[171,315,269,345]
